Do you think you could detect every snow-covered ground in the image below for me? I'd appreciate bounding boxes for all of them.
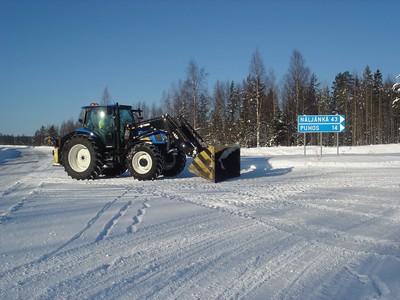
[0,144,400,299]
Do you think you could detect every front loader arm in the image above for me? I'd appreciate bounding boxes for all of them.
[149,115,240,183]
[144,114,204,157]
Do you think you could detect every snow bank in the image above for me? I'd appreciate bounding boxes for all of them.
[242,144,400,169]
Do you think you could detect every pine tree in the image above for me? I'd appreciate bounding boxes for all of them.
[225,81,241,145]
[33,126,47,146]
[392,74,400,112]
[362,66,373,144]
[373,70,383,144]
[332,72,353,145]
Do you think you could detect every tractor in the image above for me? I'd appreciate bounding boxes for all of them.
[53,103,240,182]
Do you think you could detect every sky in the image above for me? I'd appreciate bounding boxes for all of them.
[0,0,399,136]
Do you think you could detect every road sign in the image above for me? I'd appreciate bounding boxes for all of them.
[297,115,345,133]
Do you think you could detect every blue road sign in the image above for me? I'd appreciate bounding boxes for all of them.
[298,115,345,133]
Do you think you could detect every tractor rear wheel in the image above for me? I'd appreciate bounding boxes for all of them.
[162,150,187,177]
[62,134,103,180]
[126,143,164,181]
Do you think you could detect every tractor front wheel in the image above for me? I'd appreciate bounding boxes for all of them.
[126,143,164,181]
[62,134,103,180]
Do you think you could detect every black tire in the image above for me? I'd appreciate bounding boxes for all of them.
[161,150,187,177]
[62,134,103,180]
[126,143,164,181]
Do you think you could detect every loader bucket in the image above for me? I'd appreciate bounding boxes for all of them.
[188,145,240,183]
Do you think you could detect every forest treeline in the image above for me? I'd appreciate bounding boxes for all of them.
[1,49,399,147]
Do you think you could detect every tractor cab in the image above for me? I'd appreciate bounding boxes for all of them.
[79,103,136,147]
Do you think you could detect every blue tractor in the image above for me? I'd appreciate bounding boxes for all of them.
[53,103,240,182]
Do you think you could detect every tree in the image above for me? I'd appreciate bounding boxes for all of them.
[248,48,267,147]
[391,74,400,142]
[184,59,208,128]
[332,71,354,145]
[33,126,48,146]
[150,103,162,119]
[59,119,77,138]
[361,66,374,144]
[225,81,241,145]
[209,81,227,144]
[47,125,58,145]
[373,70,383,144]
[281,50,310,145]
[392,74,400,112]
[197,93,210,141]
[240,77,257,147]
[161,90,173,116]
[101,87,112,104]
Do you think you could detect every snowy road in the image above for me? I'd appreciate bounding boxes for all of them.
[0,145,400,299]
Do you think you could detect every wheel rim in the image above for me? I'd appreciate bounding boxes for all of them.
[132,151,153,174]
[68,144,91,172]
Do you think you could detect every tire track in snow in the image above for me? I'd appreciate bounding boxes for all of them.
[128,179,400,299]
[85,215,275,299]
[128,201,151,233]
[39,187,134,260]
[0,182,44,224]
[0,186,133,284]
[6,210,229,299]
[153,176,400,260]
[95,200,133,242]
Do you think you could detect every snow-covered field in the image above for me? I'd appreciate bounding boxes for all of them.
[1,144,400,299]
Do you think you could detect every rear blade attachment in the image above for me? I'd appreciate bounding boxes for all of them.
[188,145,240,183]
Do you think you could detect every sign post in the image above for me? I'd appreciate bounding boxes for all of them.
[297,115,346,156]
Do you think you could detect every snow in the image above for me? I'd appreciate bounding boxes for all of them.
[1,144,400,299]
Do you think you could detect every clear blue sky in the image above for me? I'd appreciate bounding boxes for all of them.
[1,0,398,136]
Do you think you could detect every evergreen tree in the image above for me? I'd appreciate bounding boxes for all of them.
[240,77,257,147]
[392,74,400,112]
[373,70,383,143]
[331,71,353,145]
[47,125,58,145]
[225,81,241,145]
[362,66,374,144]
[304,73,320,144]
[33,126,48,146]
